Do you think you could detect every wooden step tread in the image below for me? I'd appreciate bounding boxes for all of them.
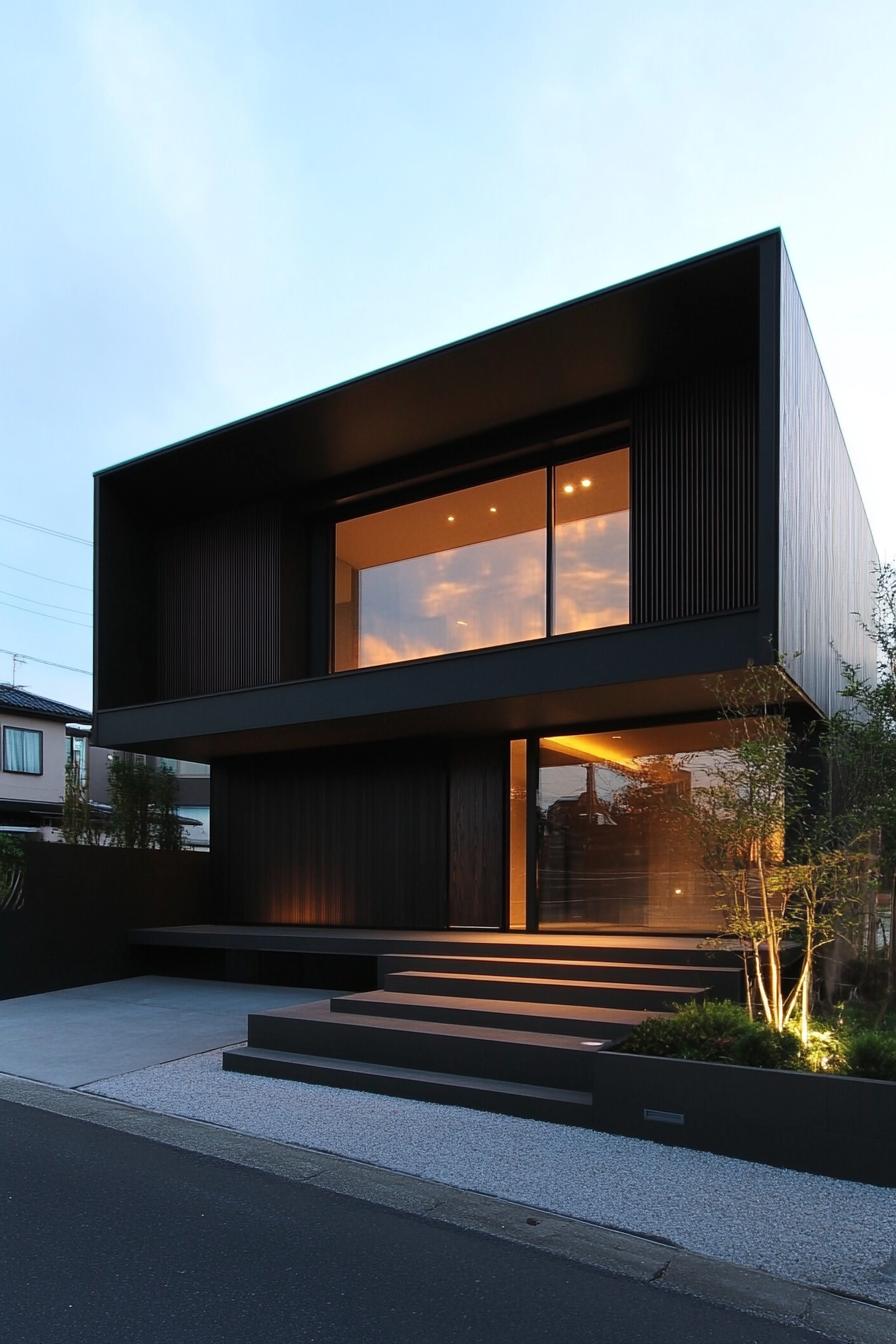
[383,955,739,976]
[388,969,709,994]
[336,989,647,1028]
[224,1046,593,1107]
[252,1000,613,1051]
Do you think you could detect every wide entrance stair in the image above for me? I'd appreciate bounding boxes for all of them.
[223,937,742,1125]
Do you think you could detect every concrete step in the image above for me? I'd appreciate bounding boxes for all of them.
[378,954,740,995]
[332,989,647,1039]
[247,1000,602,1090]
[383,969,709,1011]
[222,1045,593,1126]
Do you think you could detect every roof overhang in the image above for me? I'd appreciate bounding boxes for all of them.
[95,232,773,518]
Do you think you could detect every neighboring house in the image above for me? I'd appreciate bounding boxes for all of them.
[87,749,211,849]
[92,231,876,935]
[0,686,92,839]
[0,685,210,846]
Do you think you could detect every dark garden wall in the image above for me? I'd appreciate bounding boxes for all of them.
[592,1050,896,1186]
[0,845,210,1000]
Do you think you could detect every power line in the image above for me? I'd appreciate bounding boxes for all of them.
[0,586,91,617]
[0,647,92,676]
[0,559,92,592]
[0,514,92,547]
[0,597,91,628]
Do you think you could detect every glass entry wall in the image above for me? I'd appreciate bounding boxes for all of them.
[535,720,749,931]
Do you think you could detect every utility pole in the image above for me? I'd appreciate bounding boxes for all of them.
[12,653,26,686]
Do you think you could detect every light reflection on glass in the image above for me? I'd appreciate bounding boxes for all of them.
[553,448,630,635]
[334,470,546,670]
[536,719,753,931]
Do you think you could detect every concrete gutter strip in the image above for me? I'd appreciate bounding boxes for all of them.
[0,1072,892,1344]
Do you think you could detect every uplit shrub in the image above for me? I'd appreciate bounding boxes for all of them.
[730,1022,801,1069]
[617,999,791,1067]
[846,1030,896,1082]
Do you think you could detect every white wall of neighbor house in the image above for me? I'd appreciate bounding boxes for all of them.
[0,713,67,804]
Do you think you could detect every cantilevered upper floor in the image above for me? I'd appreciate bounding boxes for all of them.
[93,229,876,759]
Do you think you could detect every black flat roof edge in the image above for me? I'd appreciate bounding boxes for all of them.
[95,227,781,480]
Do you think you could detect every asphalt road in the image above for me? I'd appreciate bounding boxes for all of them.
[0,1100,830,1344]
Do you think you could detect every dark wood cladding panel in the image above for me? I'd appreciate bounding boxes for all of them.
[213,745,448,927]
[632,365,757,625]
[448,740,506,928]
[778,244,877,715]
[156,503,284,699]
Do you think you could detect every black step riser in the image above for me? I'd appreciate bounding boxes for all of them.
[332,995,628,1039]
[247,1012,594,1089]
[223,1049,593,1126]
[378,955,738,994]
[384,972,706,1011]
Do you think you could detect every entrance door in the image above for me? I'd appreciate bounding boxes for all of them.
[447,740,505,928]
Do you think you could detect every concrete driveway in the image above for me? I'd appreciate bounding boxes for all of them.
[0,977,334,1087]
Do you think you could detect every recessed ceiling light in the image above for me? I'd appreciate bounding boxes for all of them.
[489,506,497,513]
[456,619,468,626]
[562,484,575,495]
[447,515,455,522]
[611,734,622,740]
[581,478,592,488]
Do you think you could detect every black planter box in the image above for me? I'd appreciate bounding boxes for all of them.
[592,1051,896,1187]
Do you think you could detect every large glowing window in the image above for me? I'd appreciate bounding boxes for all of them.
[552,448,629,634]
[334,471,547,670]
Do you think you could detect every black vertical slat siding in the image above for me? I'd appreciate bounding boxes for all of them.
[156,503,283,699]
[212,744,449,927]
[778,245,877,715]
[631,365,757,625]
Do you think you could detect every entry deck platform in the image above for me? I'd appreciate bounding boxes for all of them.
[129,923,741,965]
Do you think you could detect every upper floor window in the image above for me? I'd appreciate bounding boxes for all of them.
[66,734,87,784]
[334,469,547,670]
[333,446,629,671]
[3,726,43,775]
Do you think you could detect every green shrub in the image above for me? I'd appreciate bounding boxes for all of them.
[846,1030,896,1082]
[617,999,789,1066]
[731,1022,801,1069]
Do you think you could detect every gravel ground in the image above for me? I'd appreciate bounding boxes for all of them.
[88,1046,896,1307]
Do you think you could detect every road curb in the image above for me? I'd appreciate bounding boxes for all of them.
[1,1071,893,1343]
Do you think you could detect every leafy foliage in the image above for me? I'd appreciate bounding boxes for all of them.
[616,999,799,1068]
[61,761,104,846]
[0,833,25,911]
[107,756,184,851]
[846,1030,896,1082]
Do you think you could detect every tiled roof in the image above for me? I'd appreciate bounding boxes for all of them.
[0,685,91,722]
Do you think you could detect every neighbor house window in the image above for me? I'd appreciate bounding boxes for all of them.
[332,444,630,671]
[334,470,547,670]
[66,734,87,784]
[3,726,43,775]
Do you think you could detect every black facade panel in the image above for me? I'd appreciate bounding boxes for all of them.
[448,739,506,928]
[155,502,286,700]
[632,365,757,625]
[213,743,449,927]
[778,244,877,714]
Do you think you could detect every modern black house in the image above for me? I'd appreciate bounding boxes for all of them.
[94,231,878,1115]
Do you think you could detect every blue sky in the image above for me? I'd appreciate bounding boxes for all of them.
[1,1,894,708]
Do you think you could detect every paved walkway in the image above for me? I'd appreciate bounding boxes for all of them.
[0,977,336,1086]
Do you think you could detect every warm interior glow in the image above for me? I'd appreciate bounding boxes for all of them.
[508,739,527,930]
[552,448,630,636]
[333,469,547,670]
[536,718,757,932]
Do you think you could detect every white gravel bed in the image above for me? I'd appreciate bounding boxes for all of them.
[87,1046,896,1307]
